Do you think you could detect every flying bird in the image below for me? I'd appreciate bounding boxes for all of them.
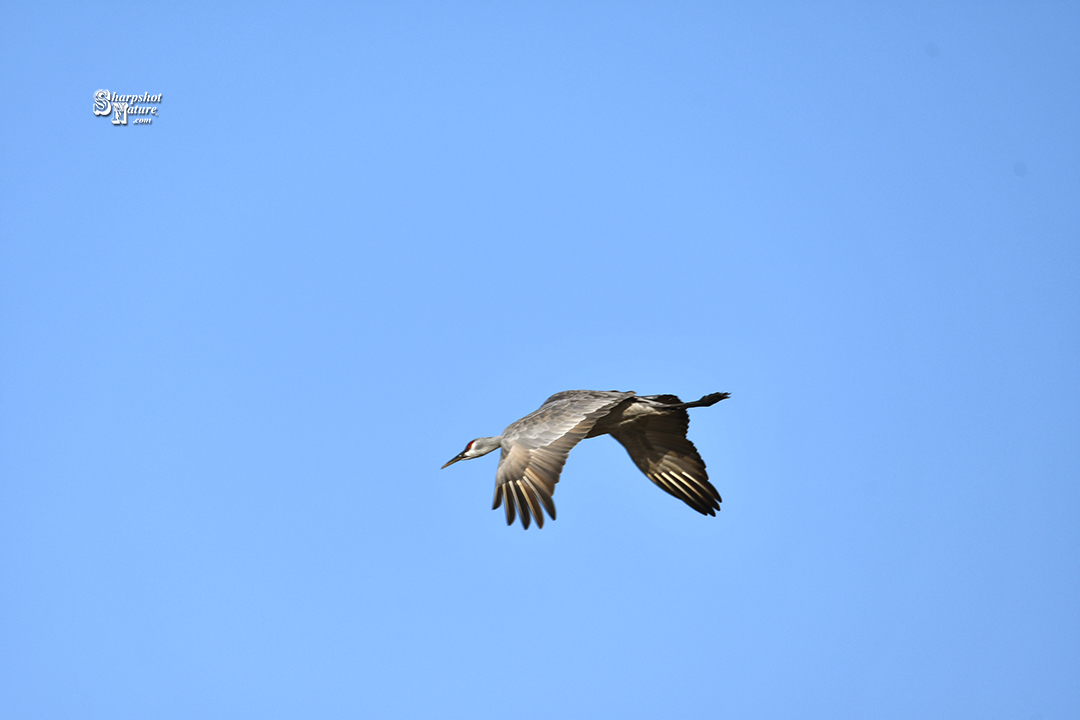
[442,390,729,528]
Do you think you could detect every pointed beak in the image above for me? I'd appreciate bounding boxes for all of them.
[441,453,466,469]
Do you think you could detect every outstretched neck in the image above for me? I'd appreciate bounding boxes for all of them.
[470,436,502,456]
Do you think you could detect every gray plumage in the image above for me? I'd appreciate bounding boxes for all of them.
[442,390,729,529]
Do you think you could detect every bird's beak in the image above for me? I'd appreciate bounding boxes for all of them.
[441,453,466,469]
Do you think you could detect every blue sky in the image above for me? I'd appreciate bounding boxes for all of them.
[2,2,1078,718]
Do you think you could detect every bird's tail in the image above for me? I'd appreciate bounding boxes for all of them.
[666,392,730,410]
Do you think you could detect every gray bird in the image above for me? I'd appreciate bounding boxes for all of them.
[442,390,729,528]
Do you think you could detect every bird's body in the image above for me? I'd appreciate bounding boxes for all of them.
[442,390,729,528]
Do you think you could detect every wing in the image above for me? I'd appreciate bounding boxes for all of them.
[493,391,633,529]
[609,408,721,516]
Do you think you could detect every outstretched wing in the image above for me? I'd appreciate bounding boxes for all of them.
[493,391,633,529]
[609,405,721,516]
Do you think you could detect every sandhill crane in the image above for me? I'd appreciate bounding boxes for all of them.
[442,390,729,528]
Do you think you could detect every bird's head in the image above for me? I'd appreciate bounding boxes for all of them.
[441,436,501,469]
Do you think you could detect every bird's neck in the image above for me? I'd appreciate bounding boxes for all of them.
[472,436,502,456]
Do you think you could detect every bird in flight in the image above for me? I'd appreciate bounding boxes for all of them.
[442,390,729,528]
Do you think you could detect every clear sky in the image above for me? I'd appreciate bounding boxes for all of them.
[2,2,1078,718]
